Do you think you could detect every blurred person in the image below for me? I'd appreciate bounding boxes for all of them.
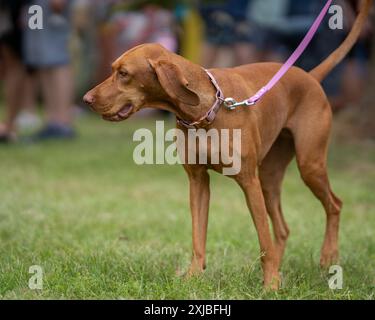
[24,0,75,141]
[92,0,120,82]
[337,0,374,110]
[93,1,177,82]
[70,0,97,98]
[248,0,330,64]
[111,3,177,56]
[0,0,37,143]
[199,0,260,68]
[175,3,204,64]
[248,0,353,109]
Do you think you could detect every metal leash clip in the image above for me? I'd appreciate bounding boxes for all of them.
[223,98,255,110]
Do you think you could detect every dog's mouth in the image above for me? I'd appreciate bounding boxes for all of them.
[102,104,134,122]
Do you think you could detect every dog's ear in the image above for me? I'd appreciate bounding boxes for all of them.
[148,59,200,106]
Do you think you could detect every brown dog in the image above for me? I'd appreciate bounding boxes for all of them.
[84,1,372,289]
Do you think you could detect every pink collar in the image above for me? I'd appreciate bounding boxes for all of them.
[176,69,224,129]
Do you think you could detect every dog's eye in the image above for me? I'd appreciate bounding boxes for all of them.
[118,70,129,78]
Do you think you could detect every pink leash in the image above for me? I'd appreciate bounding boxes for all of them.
[177,0,333,128]
[224,0,333,110]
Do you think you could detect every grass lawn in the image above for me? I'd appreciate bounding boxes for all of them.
[0,115,374,300]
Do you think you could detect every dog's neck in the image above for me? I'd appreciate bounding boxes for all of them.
[146,55,218,124]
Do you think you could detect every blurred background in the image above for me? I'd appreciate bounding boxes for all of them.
[0,0,374,141]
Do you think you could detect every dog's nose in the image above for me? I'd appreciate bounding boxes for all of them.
[83,92,95,105]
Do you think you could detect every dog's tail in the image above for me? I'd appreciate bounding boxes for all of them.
[310,0,373,82]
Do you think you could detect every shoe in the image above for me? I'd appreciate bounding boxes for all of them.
[0,132,17,144]
[30,123,76,142]
[16,111,42,131]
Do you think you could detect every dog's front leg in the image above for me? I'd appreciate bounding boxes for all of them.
[237,174,280,290]
[184,165,210,277]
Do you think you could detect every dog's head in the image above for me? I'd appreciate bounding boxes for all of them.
[83,43,204,122]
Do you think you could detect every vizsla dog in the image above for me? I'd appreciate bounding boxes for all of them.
[84,1,372,289]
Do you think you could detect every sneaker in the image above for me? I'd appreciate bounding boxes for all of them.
[0,131,17,144]
[16,111,42,131]
[30,123,76,142]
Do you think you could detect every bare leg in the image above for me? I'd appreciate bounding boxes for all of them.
[340,59,366,108]
[0,46,28,137]
[20,75,37,114]
[96,26,117,82]
[39,65,74,126]
[234,43,260,65]
[201,43,220,68]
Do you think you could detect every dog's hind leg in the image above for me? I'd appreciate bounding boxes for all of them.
[259,131,295,267]
[290,102,343,268]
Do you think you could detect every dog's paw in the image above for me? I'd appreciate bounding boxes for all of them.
[264,273,281,291]
[176,264,205,279]
[186,267,205,279]
[320,250,339,269]
[175,267,189,278]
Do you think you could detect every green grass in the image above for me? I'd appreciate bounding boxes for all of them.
[0,115,374,300]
